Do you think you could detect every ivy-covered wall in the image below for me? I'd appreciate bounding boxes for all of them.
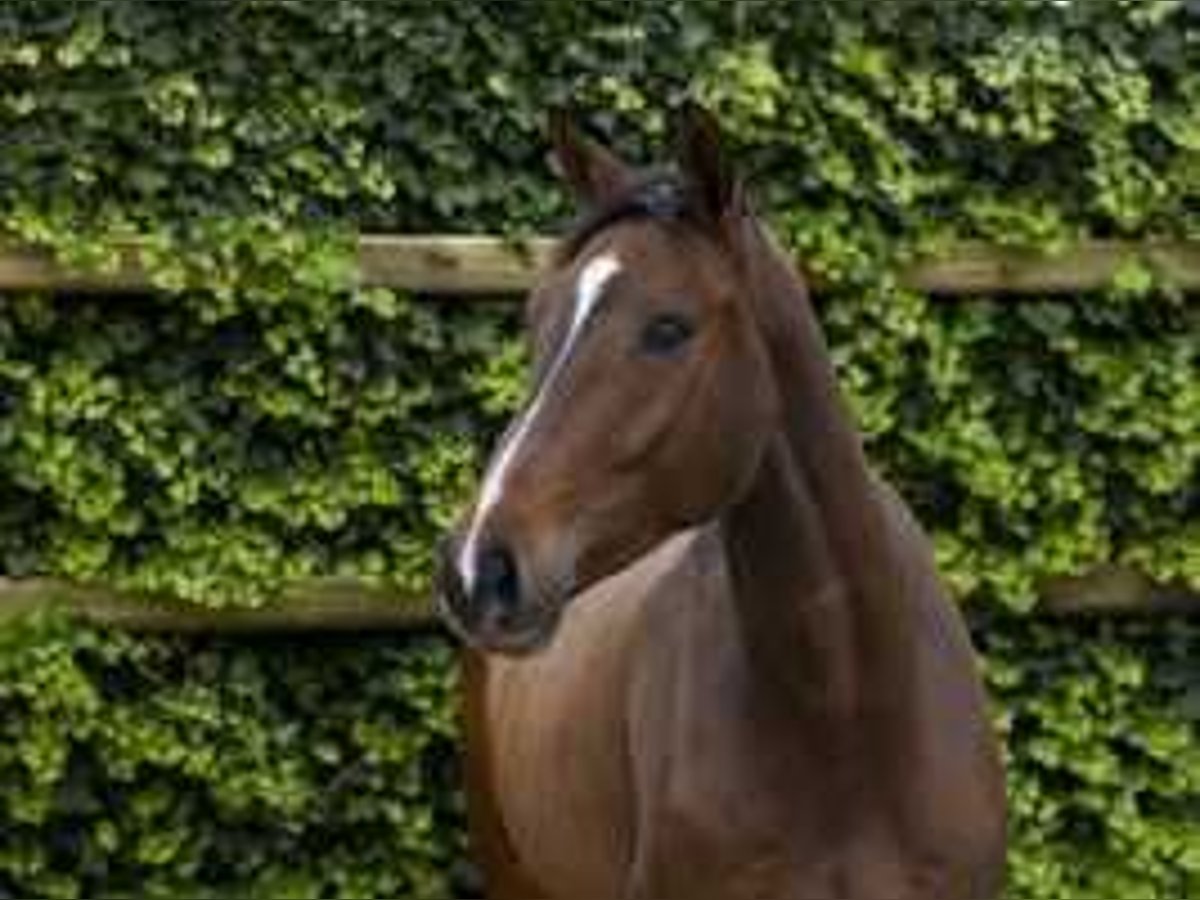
[0,1,1196,897]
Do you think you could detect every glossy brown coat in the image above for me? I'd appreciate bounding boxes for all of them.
[440,106,1006,900]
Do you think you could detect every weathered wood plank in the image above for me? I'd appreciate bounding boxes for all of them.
[1037,566,1199,616]
[0,577,432,634]
[0,568,1193,634]
[1,237,1198,296]
[903,240,1200,295]
[0,242,151,293]
[357,235,553,294]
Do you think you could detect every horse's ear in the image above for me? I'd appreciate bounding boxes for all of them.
[548,108,634,207]
[675,100,744,224]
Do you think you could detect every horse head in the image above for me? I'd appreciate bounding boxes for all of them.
[438,104,781,654]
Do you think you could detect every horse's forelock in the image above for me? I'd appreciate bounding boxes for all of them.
[555,171,695,264]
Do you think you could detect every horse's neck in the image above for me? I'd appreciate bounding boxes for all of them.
[720,435,857,713]
[720,220,917,726]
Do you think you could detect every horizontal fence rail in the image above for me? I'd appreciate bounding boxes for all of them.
[0,568,1194,634]
[1,236,1199,295]
[0,578,432,634]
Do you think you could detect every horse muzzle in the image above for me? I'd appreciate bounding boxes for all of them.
[435,533,564,656]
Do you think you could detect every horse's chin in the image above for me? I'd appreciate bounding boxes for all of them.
[472,620,559,657]
[440,595,565,658]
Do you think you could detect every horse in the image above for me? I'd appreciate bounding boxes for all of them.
[437,103,1006,900]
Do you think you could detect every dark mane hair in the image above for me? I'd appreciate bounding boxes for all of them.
[556,170,698,262]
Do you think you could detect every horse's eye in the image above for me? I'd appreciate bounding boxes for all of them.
[640,313,695,356]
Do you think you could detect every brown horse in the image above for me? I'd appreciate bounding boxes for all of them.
[437,104,1006,900]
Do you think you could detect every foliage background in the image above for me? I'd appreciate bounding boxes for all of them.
[0,0,1196,897]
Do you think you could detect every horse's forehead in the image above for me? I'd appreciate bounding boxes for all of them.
[531,220,727,329]
[574,220,720,294]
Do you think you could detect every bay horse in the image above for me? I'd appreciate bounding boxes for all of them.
[437,103,1006,900]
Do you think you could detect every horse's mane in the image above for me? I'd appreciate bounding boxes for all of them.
[555,170,703,263]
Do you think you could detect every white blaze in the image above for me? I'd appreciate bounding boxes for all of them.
[457,252,622,592]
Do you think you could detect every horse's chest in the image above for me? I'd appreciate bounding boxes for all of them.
[488,683,633,898]
[627,629,960,899]
[484,595,647,898]
[475,532,989,899]
[633,804,955,900]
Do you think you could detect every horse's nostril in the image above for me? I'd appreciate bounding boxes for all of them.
[475,544,521,611]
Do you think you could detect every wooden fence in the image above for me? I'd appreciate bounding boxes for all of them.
[0,235,1196,630]
[2,236,1199,295]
